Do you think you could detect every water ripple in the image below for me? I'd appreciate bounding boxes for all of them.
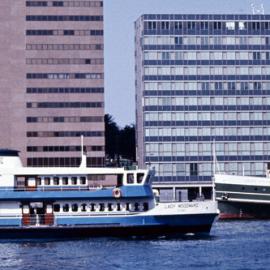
[0,221,270,270]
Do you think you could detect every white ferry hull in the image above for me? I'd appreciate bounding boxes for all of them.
[0,201,218,239]
[0,149,218,238]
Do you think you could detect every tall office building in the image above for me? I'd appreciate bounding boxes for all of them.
[0,0,105,167]
[135,14,270,182]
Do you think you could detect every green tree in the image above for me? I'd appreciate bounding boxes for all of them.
[104,114,119,160]
[104,114,136,162]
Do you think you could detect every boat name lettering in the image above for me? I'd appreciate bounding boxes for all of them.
[178,203,199,208]
[165,203,199,209]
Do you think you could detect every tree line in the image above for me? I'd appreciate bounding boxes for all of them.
[104,114,136,163]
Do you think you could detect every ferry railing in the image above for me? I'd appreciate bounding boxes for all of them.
[0,185,116,192]
[22,214,54,226]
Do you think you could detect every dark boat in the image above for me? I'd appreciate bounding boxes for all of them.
[215,173,270,219]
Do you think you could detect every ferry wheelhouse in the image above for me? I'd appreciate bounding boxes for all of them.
[0,149,218,238]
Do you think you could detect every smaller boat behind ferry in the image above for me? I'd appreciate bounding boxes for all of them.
[0,149,218,238]
[215,172,270,220]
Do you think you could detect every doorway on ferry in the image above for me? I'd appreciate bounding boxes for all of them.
[29,202,46,225]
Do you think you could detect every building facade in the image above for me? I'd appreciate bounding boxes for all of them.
[135,14,270,182]
[0,0,105,167]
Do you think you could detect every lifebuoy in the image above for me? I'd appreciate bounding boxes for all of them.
[113,188,121,198]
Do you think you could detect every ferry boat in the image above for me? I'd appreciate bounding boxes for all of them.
[0,149,218,238]
[215,172,270,219]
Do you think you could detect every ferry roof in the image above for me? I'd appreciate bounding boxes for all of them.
[0,166,148,176]
[215,173,270,187]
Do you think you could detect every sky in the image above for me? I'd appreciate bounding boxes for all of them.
[104,0,269,127]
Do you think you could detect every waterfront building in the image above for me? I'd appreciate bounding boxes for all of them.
[135,14,270,182]
[0,0,105,167]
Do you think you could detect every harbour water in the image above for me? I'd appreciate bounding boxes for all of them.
[0,221,269,270]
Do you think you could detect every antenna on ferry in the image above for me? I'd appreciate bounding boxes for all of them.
[212,139,216,176]
[212,139,220,175]
[79,135,87,168]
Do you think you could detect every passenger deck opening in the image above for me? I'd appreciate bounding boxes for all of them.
[117,174,123,187]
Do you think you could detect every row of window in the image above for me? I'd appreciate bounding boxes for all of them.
[26,116,103,123]
[27,157,104,167]
[145,107,270,114]
[27,102,103,109]
[26,58,103,65]
[26,87,104,94]
[150,162,265,177]
[26,73,103,80]
[145,111,270,122]
[146,142,270,152]
[145,142,270,157]
[53,202,149,213]
[144,35,269,46]
[26,43,103,51]
[144,20,270,31]
[27,145,104,152]
[144,96,270,106]
[26,1,103,7]
[144,51,270,61]
[144,66,270,76]
[27,131,104,137]
[144,81,266,91]
[26,15,103,21]
[36,176,87,186]
[145,127,270,137]
[26,29,103,36]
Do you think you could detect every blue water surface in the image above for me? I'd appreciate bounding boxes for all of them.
[0,221,269,270]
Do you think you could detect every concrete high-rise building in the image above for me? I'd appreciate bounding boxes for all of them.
[0,0,105,167]
[135,14,270,182]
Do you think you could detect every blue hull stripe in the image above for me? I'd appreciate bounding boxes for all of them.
[56,213,217,227]
[0,218,21,226]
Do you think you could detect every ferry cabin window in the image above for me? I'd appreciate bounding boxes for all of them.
[81,203,87,212]
[53,204,60,212]
[44,177,50,185]
[80,176,86,185]
[143,203,149,211]
[99,203,105,211]
[117,203,121,211]
[71,177,77,185]
[134,203,140,211]
[137,173,144,184]
[63,204,69,212]
[72,204,78,212]
[127,174,134,184]
[126,203,130,211]
[62,177,68,185]
[36,177,41,185]
[53,177,60,185]
[108,203,113,211]
[90,203,95,211]
[117,174,123,187]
